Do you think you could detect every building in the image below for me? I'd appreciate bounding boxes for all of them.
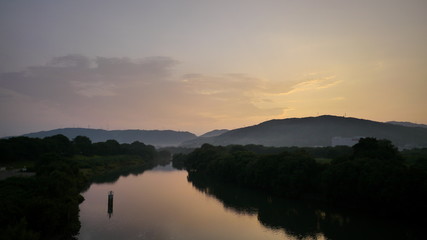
[331,136,363,147]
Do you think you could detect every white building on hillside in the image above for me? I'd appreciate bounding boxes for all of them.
[331,136,363,147]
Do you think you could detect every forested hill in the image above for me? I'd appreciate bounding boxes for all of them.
[22,128,197,147]
[182,115,427,148]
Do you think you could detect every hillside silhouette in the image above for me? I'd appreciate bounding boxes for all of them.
[182,115,427,148]
[22,128,196,147]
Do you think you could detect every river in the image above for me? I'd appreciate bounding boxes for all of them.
[78,164,421,240]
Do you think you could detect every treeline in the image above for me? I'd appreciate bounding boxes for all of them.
[0,135,168,239]
[0,134,167,163]
[173,138,427,220]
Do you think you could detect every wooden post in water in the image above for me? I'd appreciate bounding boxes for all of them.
[108,191,114,218]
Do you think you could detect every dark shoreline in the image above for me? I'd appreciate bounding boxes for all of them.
[0,169,35,181]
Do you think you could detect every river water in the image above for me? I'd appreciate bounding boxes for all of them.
[77,164,421,240]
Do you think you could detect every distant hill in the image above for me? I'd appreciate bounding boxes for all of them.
[182,115,427,148]
[22,128,197,147]
[387,121,427,129]
[199,129,229,138]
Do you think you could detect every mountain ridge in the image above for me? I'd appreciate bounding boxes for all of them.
[181,115,427,148]
[199,129,229,138]
[11,115,427,149]
[21,128,197,147]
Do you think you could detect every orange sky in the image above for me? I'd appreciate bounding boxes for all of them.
[1,0,426,136]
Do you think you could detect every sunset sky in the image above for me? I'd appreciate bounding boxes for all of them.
[1,0,426,137]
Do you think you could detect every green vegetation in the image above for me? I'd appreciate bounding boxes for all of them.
[174,138,427,220]
[0,154,84,240]
[0,135,169,240]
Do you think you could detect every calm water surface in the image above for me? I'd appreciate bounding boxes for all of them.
[78,165,421,240]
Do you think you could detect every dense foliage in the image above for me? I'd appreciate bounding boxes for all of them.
[0,135,162,163]
[174,138,427,219]
[0,154,84,239]
[0,135,167,239]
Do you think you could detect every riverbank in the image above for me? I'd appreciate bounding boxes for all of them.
[0,155,162,240]
[0,134,170,240]
[0,169,35,181]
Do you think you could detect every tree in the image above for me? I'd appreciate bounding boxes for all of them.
[92,139,121,155]
[43,134,73,156]
[352,138,401,162]
[72,136,93,156]
[0,137,44,163]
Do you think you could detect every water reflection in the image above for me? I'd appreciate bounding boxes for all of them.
[79,165,289,240]
[187,172,422,240]
[90,163,171,184]
[92,165,148,184]
[79,165,423,240]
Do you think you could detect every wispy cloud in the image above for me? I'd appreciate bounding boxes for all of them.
[71,81,117,97]
[0,55,178,101]
[0,55,293,134]
[0,55,345,135]
[274,75,340,96]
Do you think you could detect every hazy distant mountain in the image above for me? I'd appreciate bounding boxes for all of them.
[182,115,427,148]
[387,121,427,129]
[22,128,197,147]
[199,129,229,138]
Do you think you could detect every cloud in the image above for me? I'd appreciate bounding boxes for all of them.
[71,81,117,97]
[179,73,289,119]
[94,56,178,78]
[272,74,340,96]
[0,55,183,134]
[49,55,93,68]
[0,55,178,101]
[0,55,342,136]
[181,73,263,97]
